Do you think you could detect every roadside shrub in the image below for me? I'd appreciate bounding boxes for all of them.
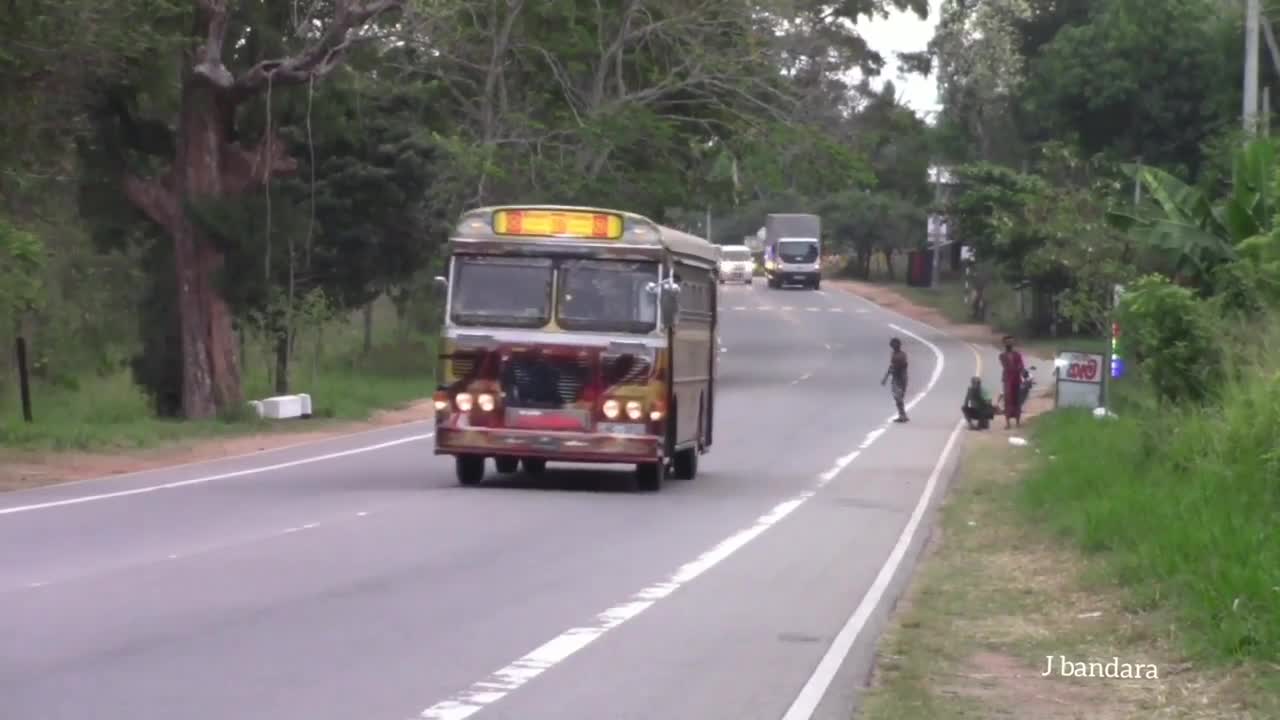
[1116,274,1219,403]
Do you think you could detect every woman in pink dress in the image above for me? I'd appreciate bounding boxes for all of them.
[999,335,1025,429]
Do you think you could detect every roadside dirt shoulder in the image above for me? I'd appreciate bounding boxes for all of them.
[0,400,433,492]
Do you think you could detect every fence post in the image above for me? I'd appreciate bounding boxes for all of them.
[15,336,32,422]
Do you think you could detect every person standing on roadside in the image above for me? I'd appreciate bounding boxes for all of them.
[881,337,909,423]
[999,335,1025,429]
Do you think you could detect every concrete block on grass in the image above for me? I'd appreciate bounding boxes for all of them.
[247,394,314,420]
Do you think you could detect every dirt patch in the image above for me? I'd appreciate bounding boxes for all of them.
[830,279,1055,360]
[0,399,433,492]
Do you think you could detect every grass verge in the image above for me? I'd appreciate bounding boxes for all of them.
[0,339,435,452]
[1,294,437,453]
[857,413,1279,719]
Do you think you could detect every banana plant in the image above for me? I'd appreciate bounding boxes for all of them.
[1105,138,1279,286]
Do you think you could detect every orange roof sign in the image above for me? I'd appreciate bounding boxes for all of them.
[492,209,624,240]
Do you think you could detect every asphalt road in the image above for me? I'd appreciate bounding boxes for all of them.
[0,282,1053,720]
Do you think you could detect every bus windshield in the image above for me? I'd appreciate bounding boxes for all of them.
[451,256,554,328]
[778,240,818,263]
[721,248,751,261]
[557,259,659,333]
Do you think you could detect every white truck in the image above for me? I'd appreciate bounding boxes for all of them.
[762,213,822,289]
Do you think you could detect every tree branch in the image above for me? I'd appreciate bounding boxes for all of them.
[230,0,405,100]
[191,0,235,89]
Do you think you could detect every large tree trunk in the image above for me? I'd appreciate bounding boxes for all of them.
[173,83,244,417]
[124,82,294,418]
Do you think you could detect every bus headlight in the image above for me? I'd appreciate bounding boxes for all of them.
[602,399,620,419]
[477,393,496,412]
[455,392,474,412]
[625,401,643,420]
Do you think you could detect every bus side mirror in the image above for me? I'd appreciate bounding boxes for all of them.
[659,280,680,325]
[432,276,448,298]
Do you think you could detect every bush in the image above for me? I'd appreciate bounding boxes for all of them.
[1116,274,1220,403]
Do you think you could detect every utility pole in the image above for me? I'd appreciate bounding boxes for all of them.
[1246,0,1261,133]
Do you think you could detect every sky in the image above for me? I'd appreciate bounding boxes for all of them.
[853,0,944,119]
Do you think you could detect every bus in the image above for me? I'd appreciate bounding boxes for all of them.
[431,205,719,492]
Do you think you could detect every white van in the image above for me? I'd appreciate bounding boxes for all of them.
[717,244,754,284]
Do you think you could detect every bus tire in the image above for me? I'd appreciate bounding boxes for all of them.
[495,456,519,474]
[522,458,547,474]
[672,448,698,479]
[634,461,664,492]
[812,277,821,290]
[456,455,485,486]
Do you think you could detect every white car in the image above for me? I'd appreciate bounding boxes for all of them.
[717,244,754,284]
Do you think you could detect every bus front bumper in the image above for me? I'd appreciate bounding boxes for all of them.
[435,427,661,464]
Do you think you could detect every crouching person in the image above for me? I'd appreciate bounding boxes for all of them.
[962,376,995,430]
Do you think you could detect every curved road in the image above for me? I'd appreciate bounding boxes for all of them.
[0,283,1048,720]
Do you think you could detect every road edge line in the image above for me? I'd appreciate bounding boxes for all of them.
[0,433,434,516]
[779,340,983,720]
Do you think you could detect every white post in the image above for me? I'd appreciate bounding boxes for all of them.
[1246,0,1261,133]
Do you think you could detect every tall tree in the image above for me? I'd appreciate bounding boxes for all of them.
[87,0,407,419]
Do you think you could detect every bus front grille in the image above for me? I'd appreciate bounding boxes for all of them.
[501,355,591,408]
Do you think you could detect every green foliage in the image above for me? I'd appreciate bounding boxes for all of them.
[1109,139,1280,290]
[1020,0,1239,176]
[0,217,44,317]
[1115,274,1219,404]
[1021,329,1280,662]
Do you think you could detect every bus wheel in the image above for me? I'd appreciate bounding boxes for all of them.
[634,461,664,492]
[495,456,519,474]
[456,455,485,486]
[522,458,547,474]
[672,448,698,479]
[812,277,821,290]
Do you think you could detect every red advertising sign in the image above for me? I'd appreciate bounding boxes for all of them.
[1057,352,1103,384]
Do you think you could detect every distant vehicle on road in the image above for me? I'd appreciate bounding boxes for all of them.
[762,213,822,289]
[717,244,754,284]
[432,205,719,492]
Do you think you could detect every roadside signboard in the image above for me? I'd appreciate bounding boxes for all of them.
[1055,350,1104,409]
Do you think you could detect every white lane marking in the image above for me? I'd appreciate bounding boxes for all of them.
[27,582,46,589]
[823,343,832,351]
[782,306,794,311]
[860,428,885,448]
[357,512,370,517]
[168,554,179,560]
[828,307,843,312]
[417,495,812,720]
[781,418,966,720]
[790,371,814,385]
[731,306,746,310]
[856,308,870,314]
[414,324,949,720]
[806,307,820,312]
[15,419,436,493]
[0,433,434,516]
